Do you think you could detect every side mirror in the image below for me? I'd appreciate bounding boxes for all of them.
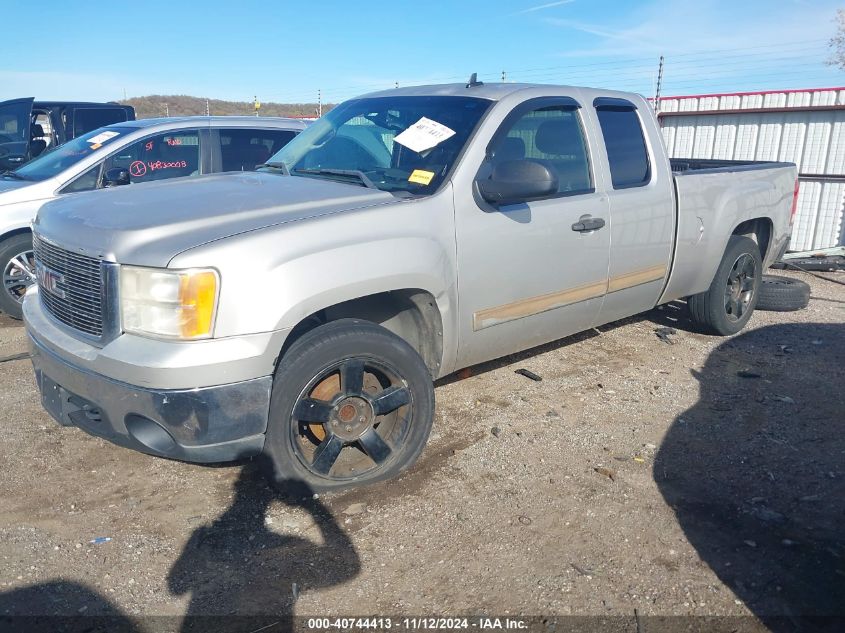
[476,159,558,206]
[103,167,130,187]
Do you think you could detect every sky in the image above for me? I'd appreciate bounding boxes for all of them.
[2,0,844,104]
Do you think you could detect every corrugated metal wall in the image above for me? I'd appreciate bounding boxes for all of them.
[659,89,845,251]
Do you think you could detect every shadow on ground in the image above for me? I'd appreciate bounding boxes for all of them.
[0,455,360,633]
[167,455,360,630]
[655,323,845,632]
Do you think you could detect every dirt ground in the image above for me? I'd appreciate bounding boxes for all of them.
[0,270,843,632]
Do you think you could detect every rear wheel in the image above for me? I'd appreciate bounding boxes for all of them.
[0,233,35,320]
[688,235,762,336]
[263,319,435,492]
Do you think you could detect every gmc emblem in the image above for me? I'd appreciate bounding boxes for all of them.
[36,262,66,299]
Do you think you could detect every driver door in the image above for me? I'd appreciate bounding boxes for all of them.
[0,98,34,171]
[454,98,611,368]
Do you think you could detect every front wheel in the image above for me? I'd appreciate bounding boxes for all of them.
[0,233,35,320]
[688,235,762,336]
[263,319,435,492]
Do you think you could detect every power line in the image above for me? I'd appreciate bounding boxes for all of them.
[251,39,834,105]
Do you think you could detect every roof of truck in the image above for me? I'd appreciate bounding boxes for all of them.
[361,83,542,100]
[360,82,641,102]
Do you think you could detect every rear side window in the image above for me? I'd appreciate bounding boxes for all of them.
[220,128,297,172]
[73,108,129,137]
[595,104,650,189]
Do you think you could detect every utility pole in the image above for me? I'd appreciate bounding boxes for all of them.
[502,70,506,82]
[654,55,664,113]
[205,98,210,116]
[318,89,322,118]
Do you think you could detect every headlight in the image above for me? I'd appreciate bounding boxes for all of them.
[120,266,219,340]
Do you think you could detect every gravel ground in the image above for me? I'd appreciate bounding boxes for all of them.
[0,270,843,632]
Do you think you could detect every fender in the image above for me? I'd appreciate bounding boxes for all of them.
[168,192,460,375]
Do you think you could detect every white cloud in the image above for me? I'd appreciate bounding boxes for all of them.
[514,0,575,16]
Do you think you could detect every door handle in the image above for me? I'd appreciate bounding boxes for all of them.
[571,216,606,232]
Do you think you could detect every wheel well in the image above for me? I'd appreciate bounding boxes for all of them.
[0,227,32,245]
[732,218,772,262]
[280,290,444,378]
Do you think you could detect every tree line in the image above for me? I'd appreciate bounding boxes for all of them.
[121,95,335,119]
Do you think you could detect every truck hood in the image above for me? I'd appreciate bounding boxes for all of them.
[33,172,397,266]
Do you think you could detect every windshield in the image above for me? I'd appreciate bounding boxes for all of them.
[266,95,492,194]
[13,126,131,181]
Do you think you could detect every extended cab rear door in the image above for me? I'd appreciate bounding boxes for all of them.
[454,95,611,368]
[585,95,675,326]
[0,97,34,171]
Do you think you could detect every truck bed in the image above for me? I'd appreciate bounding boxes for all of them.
[660,158,797,304]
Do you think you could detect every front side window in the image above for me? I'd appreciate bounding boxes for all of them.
[220,128,297,172]
[595,105,651,189]
[73,108,129,137]
[15,127,130,181]
[61,164,102,193]
[489,105,592,195]
[267,95,493,195]
[104,130,201,183]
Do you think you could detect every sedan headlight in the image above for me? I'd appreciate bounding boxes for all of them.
[120,266,219,340]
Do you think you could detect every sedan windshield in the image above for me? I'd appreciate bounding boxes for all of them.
[14,127,131,182]
[265,95,492,194]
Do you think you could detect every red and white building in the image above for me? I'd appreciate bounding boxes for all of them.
[656,87,845,252]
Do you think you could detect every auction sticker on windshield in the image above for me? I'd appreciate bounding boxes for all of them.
[394,117,456,153]
[408,169,435,185]
[87,130,120,150]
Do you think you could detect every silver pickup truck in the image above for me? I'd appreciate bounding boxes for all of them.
[24,82,798,491]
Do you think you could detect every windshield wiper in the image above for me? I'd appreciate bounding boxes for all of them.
[292,168,377,189]
[256,161,290,175]
[0,170,27,180]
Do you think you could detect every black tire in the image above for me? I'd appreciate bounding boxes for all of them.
[262,318,435,492]
[0,232,35,320]
[688,235,762,336]
[756,274,811,312]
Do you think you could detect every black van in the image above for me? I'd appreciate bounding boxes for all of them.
[0,98,135,171]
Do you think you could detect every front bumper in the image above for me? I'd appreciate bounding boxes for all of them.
[29,331,272,462]
[23,290,282,463]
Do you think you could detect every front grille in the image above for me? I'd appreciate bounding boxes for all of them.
[33,234,104,338]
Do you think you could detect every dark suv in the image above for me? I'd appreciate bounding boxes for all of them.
[0,98,135,171]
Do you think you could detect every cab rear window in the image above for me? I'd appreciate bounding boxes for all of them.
[594,104,651,189]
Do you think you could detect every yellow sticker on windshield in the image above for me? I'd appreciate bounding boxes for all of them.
[408,169,435,185]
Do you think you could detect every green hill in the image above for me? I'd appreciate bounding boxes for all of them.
[121,95,333,119]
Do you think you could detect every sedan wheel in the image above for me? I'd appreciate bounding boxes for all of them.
[0,233,36,319]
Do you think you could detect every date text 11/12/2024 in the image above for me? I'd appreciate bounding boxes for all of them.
[306,618,529,630]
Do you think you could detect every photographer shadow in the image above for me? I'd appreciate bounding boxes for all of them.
[655,323,845,631]
[168,454,361,632]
